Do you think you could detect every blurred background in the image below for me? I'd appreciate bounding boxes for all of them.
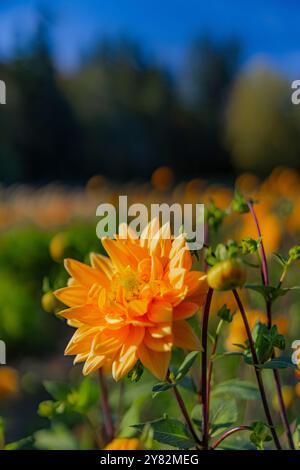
[1,0,300,449]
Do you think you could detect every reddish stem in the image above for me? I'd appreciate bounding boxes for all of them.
[211,425,252,450]
[167,371,201,447]
[232,290,282,450]
[98,369,114,444]
[201,287,214,450]
[247,200,295,450]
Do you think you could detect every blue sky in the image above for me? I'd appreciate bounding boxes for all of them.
[0,0,299,76]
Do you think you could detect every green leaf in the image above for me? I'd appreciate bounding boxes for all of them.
[250,421,272,450]
[256,356,297,370]
[119,394,148,438]
[251,322,285,364]
[210,399,238,437]
[43,381,71,401]
[273,252,288,267]
[0,417,5,449]
[246,284,300,303]
[205,201,226,233]
[152,382,176,395]
[75,376,99,413]
[5,436,34,450]
[211,379,259,401]
[127,360,144,383]
[240,237,260,255]
[38,400,56,418]
[34,424,78,450]
[217,304,233,323]
[289,245,300,262]
[231,190,249,214]
[293,418,300,450]
[175,351,199,381]
[133,417,195,449]
[212,351,244,362]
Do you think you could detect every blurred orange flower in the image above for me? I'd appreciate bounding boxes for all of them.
[272,385,294,411]
[237,205,281,256]
[0,367,19,400]
[55,220,208,381]
[104,438,142,450]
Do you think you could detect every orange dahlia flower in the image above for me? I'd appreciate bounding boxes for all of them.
[104,438,142,450]
[55,220,208,381]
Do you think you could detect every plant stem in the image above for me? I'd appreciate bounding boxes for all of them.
[98,369,114,444]
[211,425,252,450]
[207,319,223,410]
[232,289,282,450]
[247,200,269,287]
[167,372,202,447]
[201,287,214,450]
[247,199,295,450]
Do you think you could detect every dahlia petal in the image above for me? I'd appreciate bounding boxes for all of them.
[93,329,128,355]
[185,271,207,296]
[148,300,173,323]
[124,326,145,346]
[138,344,170,380]
[90,253,115,279]
[148,323,172,338]
[140,218,160,248]
[169,247,192,271]
[144,330,173,352]
[162,287,187,306]
[82,354,106,375]
[74,353,89,364]
[112,347,138,381]
[173,320,202,351]
[58,305,105,325]
[65,334,93,355]
[168,268,186,290]
[71,325,101,343]
[54,286,88,307]
[102,238,136,271]
[64,258,109,288]
[128,299,149,317]
[150,255,163,281]
[169,234,186,259]
[173,301,199,320]
[118,223,138,241]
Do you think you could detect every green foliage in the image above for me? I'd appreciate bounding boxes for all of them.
[211,379,259,401]
[152,352,199,396]
[118,395,148,438]
[205,241,239,266]
[249,422,272,450]
[256,357,296,370]
[240,237,260,255]
[133,416,195,449]
[288,246,300,262]
[39,378,99,423]
[231,190,249,214]
[209,399,238,437]
[127,360,144,383]
[246,284,300,303]
[293,419,300,450]
[205,201,227,233]
[252,322,285,364]
[217,304,233,323]
[34,424,78,450]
